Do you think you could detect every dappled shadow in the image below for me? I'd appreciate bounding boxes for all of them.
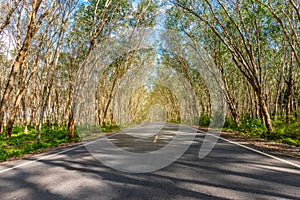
[0,133,299,200]
[108,122,180,153]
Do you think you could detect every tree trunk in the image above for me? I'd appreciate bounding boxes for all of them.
[223,76,239,126]
[6,118,14,138]
[286,85,292,123]
[257,91,273,133]
[286,54,294,123]
[38,85,47,143]
[280,86,286,120]
[68,111,75,140]
[5,90,24,137]
[21,97,28,134]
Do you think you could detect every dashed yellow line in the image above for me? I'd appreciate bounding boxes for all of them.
[153,134,158,143]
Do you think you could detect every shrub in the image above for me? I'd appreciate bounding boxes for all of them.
[198,114,211,127]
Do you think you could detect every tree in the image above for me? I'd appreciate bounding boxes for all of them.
[173,0,276,133]
[0,0,57,136]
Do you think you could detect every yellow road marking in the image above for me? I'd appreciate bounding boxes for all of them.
[153,135,158,143]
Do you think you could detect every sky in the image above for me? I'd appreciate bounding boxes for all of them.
[0,30,15,60]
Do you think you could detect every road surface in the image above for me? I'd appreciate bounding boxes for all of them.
[0,123,299,199]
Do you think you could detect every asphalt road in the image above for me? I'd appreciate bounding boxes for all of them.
[0,123,300,200]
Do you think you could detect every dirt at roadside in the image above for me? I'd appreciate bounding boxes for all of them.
[220,130,300,159]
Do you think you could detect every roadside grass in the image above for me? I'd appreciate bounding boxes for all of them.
[0,125,81,162]
[0,123,122,162]
[271,120,300,146]
[223,116,300,146]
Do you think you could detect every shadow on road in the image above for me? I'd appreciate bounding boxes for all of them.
[1,133,299,199]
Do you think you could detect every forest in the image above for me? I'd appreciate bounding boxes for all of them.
[0,0,299,161]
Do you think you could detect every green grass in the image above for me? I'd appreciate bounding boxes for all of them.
[198,114,211,127]
[223,116,300,146]
[101,123,121,133]
[0,123,122,162]
[0,125,80,162]
[271,120,300,146]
